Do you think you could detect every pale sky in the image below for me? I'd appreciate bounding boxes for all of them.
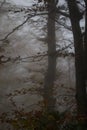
[7,0,36,6]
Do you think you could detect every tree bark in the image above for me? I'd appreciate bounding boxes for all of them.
[84,0,87,82]
[43,0,56,112]
[67,0,87,127]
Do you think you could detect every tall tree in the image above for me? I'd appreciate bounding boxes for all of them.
[84,0,87,82]
[67,0,87,127]
[43,0,57,112]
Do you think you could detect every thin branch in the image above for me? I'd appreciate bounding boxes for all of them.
[0,16,32,41]
[0,42,74,65]
[56,9,70,18]
[48,10,71,31]
[0,12,47,41]
[57,44,72,53]
[0,6,70,41]
[55,19,72,31]
[19,42,73,62]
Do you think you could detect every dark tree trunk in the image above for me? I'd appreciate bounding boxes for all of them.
[43,0,56,112]
[67,0,87,127]
[84,0,87,82]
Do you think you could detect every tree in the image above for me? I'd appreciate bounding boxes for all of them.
[84,0,87,81]
[43,0,57,112]
[67,0,87,128]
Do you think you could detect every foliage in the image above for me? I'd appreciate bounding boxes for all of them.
[0,108,83,130]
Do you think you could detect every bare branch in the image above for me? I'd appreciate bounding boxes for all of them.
[55,19,72,31]
[0,12,47,42]
[0,14,35,41]
[56,9,70,18]
[0,42,74,65]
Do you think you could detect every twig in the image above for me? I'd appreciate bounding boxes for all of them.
[56,9,69,18]
[0,42,74,64]
[0,12,47,41]
[0,14,35,41]
[55,19,72,31]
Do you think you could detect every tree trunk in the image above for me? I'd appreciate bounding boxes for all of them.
[84,0,87,83]
[67,0,87,127]
[43,0,56,112]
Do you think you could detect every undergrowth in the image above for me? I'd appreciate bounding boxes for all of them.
[0,108,81,130]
